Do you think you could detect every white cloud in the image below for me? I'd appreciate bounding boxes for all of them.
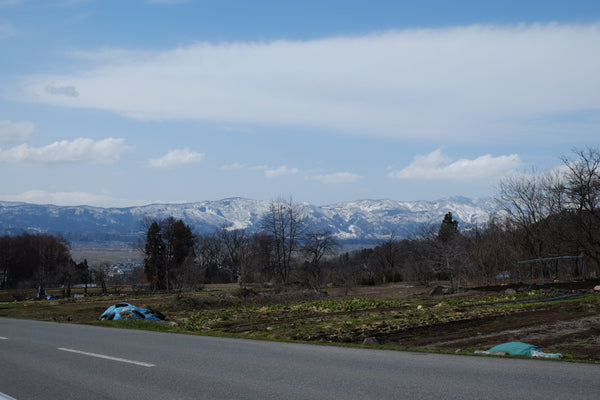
[147,147,204,168]
[18,23,600,141]
[220,162,245,171]
[310,172,362,184]
[389,149,521,181]
[0,120,34,144]
[0,137,132,165]
[1,190,112,207]
[45,83,79,97]
[265,166,299,178]
[0,190,147,207]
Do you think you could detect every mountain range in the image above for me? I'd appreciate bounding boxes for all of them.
[0,197,498,248]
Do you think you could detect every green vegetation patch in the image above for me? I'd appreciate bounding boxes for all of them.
[173,294,551,343]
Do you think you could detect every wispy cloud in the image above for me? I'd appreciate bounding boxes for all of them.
[0,190,147,207]
[265,166,299,178]
[45,83,79,97]
[0,137,132,165]
[18,23,600,141]
[0,22,16,38]
[0,120,34,144]
[388,149,521,181]
[220,162,245,171]
[0,0,21,8]
[309,172,362,184]
[147,147,204,168]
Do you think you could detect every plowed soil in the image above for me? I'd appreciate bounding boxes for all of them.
[346,281,600,361]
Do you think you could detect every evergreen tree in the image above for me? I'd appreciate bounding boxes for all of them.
[163,218,195,289]
[143,218,195,290]
[144,221,164,290]
[438,212,458,243]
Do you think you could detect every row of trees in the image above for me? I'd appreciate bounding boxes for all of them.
[141,198,339,291]
[0,233,93,296]
[141,148,600,292]
[498,147,600,269]
[3,147,597,294]
[352,147,600,290]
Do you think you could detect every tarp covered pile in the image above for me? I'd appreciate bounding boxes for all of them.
[99,302,165,321]
[478,342,562,358]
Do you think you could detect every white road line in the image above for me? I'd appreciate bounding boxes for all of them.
[57,347,155,367]
[0,337,8,340]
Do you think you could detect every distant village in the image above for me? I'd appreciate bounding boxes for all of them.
[105,261,144,281]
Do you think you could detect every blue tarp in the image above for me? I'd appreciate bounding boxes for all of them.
[99,302,165,321]
[487,342,562,358]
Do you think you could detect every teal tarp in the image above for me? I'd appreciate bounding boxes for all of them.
[99,302,165,321]
[487,342,562,358]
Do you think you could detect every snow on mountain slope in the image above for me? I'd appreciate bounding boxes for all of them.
[0,197,496,245]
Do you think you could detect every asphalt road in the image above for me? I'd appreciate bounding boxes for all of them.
[1,318,599,399]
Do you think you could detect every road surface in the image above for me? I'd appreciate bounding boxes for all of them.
[1,318,599,399]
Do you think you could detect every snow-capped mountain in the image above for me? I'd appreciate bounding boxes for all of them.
[0,197,497,247]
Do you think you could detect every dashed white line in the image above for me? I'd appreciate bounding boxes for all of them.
[0,337,8,340]
[57,347,155,367]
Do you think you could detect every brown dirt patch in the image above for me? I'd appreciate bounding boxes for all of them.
[377,293,600,361]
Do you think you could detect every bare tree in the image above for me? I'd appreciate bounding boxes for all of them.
[260,197,307,285]
[300,230,338,292]
[219,226,251,287]
[405,237,436,286]
[57,259,78,298]
[497,170,563,258]
[246,232,274,284]
[92,262,110,294]
[496,148,600,277]
[36,234,71,298]
[0,235,11,289]
[370,233,403,283]
[330,250,370,295]
[561,147,600,271]
[463,218,520,285]
[195,232,227,283]
[170,253,203,291]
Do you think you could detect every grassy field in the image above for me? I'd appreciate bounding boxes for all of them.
[1,282,599,362]
[70,242,143,265]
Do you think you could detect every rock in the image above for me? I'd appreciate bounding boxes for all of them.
[593,285,600,292]
[504,288,516,295]
[430,286,452,296]
[363,337,379,345]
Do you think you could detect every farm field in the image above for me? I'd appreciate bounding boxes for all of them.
[1,281,599,363]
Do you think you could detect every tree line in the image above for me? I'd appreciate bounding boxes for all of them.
[0,233,92,297]
[140,198,340,291]
[2,147,598,294]
[139,148,599,292]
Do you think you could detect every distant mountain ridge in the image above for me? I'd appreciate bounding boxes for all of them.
[0,197,497,247]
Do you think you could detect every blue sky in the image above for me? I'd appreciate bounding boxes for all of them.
[1,0,599,207]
